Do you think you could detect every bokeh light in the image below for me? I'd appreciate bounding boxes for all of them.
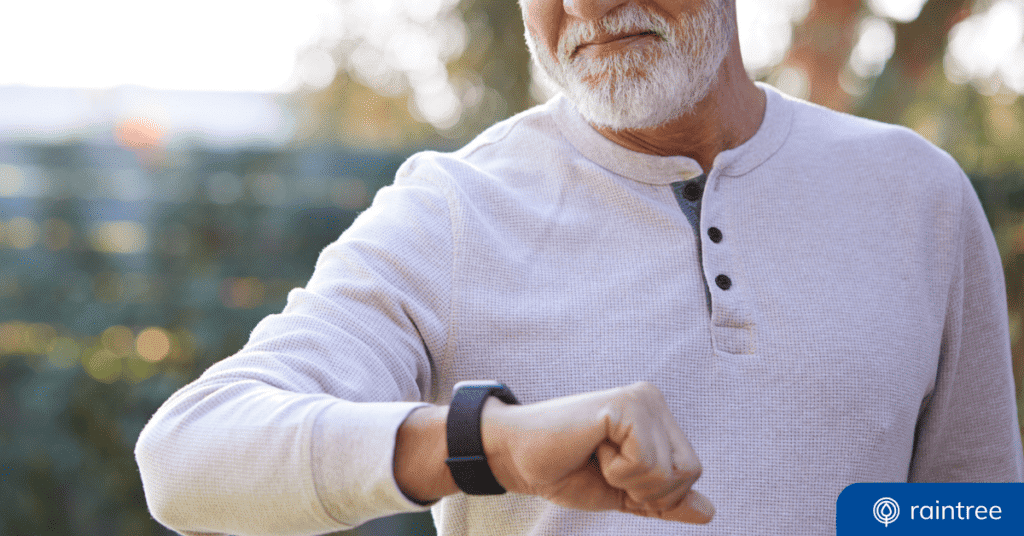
[0,321,27,354]
[136,327,172,363]
[946,0,1024,94]
[102,325,135,356]
[83,346,121,383]
[294,49,338,90]
[7,217,40,250]
[25,323,57,355]
[737,0,813,77]
[89,221,148,254]
[328,0,467,129]
[867,0,929,23]
[849,16,896,79]
[0,164,24,197]
[114,117,166,150]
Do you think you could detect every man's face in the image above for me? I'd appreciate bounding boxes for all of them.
[519,0,734,130]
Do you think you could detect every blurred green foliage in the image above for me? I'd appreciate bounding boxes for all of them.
[0,142,416,535]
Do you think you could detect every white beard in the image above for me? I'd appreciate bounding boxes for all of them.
[524,2,734,130]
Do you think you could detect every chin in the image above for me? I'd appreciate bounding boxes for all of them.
[563,70,716,131]
[524,0,733,131]
[534,31,725,131]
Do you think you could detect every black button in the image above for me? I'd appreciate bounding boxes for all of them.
[715,274,732,290]
[683,182,702,201]
[708,227,722,243]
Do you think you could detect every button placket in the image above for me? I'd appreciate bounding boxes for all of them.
[706,226,732,291]
[700,173,756,355]
[704,218,736,297]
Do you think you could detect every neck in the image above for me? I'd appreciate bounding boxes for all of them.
[591,34,766,173]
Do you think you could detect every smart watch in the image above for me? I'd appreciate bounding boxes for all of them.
[445,380,519,495]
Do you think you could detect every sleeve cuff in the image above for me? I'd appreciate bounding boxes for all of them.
[311,400,434,528]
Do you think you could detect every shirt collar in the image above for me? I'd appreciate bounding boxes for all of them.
[552,82,793,185]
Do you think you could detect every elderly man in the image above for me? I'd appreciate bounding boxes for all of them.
[136,1,1024,535]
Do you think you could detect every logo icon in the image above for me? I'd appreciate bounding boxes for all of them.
[873,497,900,527]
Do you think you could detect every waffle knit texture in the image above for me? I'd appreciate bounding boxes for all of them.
[135,84,1024,536]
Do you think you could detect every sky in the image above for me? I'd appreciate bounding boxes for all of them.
[0,0,342,92]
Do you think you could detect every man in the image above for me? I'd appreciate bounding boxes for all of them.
[135,1,1024,535]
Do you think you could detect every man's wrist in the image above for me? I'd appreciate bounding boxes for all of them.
[394,405,459,503]
[479,396,521,494]
[394,398,521,503]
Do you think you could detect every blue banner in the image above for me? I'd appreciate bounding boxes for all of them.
[837,483,1024,534]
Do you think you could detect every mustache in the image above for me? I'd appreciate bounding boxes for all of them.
[557,4,676,62]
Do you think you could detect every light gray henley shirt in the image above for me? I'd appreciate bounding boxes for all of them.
[136,84,1024,536]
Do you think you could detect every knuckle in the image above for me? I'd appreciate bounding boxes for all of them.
[619,381,661,407]
[677,460,702,480]
[615,384,641,403]
[687,460,702,476]
[631,381,658,396]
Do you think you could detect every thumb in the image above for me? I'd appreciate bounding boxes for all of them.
[672,490,716,524]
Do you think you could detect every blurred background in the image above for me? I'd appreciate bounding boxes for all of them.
[0,0,1021,534]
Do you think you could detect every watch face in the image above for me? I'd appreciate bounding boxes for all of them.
[451,380,503,396]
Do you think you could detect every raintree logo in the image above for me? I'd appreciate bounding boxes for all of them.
[873,497,900,527]
[838,483,1022,534]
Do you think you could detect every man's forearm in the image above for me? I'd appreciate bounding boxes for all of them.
[394,383,714,525]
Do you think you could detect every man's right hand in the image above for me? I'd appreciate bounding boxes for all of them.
[394,381,713,524]
[481,381,714,523]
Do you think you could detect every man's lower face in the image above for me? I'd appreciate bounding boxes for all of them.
[528,2,733,130]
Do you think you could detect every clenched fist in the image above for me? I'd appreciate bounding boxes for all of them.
[395,382,713,524]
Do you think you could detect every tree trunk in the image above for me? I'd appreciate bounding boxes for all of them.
[855,0,972,123]
[785,0,863,112]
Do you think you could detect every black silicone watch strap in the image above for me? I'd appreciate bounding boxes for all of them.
[445,383,519,495]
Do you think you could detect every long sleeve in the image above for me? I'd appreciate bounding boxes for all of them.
[135,160,455,536]
[908,172,1024,482]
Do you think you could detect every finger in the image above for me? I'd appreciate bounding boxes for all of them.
[622,489,716,525]
[600,383,699,502]
[599,437,671,487]
[622,486,684,518]
[636,382,683,479]
[661,412,701,483]
[544,454,625,512]
[668,490,716,524]
[622,471,694,515]
[648,413,676,478]
[610,408,669,477]
[623,485,684,515]
[600,441,690,506]
[596,441,641,487]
